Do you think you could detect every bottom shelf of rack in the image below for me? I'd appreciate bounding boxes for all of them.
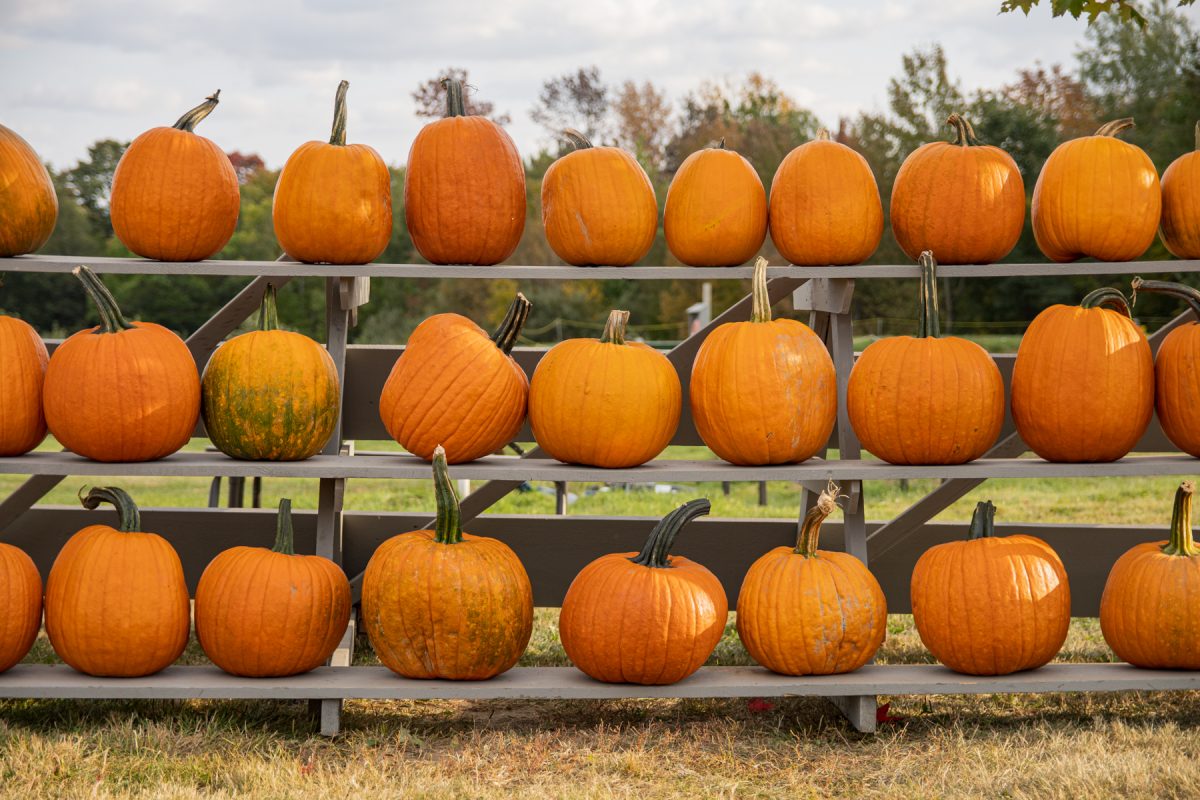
[0,663,1196,700]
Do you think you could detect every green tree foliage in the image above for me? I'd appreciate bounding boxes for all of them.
[61,138,126,239]
[1000,0,1194,26]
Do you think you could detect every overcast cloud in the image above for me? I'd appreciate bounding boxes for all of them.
[4,0,1197,170]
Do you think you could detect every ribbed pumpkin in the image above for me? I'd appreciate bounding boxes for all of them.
[195,498,351,677]
[379,293,530,464]
[891,114,1025,264]
[1010,286,1153,462]
[769,129,883,266]
[0,543,42,673]
[362,447,533,680]
[405,79,525,265]
[273,81,392,264]
[560,499,727,685]
[663,139,766,266]
[44,487,190,677]
[529,309,680,468]
[1160,121,1200,259]
[202,284,339,461]
[690,257,836,465]
[911,500,1071,676]
[737,483,886,676]
[1032,118,1161,263]
[44,266,200,462]
[0,303,49,456]
[1130,279,1200,457]
[110,91,240,261]
[542,130,658,267]
[1101,481,1200,669]
[0,123,57,257]
[848,252,1004,464]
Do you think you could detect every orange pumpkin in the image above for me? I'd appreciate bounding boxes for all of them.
[848,252,1004,464]
[664,139,766,266]
[690,257,836,465]
[110,91,240,261]
[195,498,351,677]
[769,129,883,266]
[379,293,530,464]
[405,78,525,265]
[529,309,680,468]
[362,446,533,680]
[0,542,42,673]
[1128,278,1200,457]
[1011,286,1153,462]
[1032,118,1161,263]
[542,130,658,266]
[0,305,49,456]
[0,123,57,257]
[44,487,190,677]
[44,266,200,462]
[891,114,1025,265]
[1160,121,1200,259]
[911,500,1070,676]
[559,499,727,685]
[273,81,392,264]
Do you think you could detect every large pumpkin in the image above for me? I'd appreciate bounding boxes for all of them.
[737,483,886,676]
[690,257,836,465]
[1010,286,1153,462]
[379,293,530,464]
[890,114,1025,265]
[911,500,1071,676]
[848,252,1004,464]
[273,80,392,264]
[560,499,727,685]
[110,91,240,261]
[195,498,351,677]
[202,283,339,461]
[44,266,200,462]
[362,447,533,680]
[529,309,680,467]
[664,139,766,266]
[0,123,57,256]
[769,129,882,266]
[1101,481,1200,668]
[0,304,49,456]
[44,487,190,677]
[405,78,525,265]
[542,130,657,267]
[1130,278,1200,457]
[1032,118,1161,263]
[1160,121,1200,259]
[0,543,42,673]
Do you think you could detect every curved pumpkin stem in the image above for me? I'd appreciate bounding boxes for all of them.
[816,129,831,141]
[1095,118,1135,138]
[1080,287,1133,318]
[917,251,941,339]
[561,128,593,151]
[73,265,134,334]
[750,257,772,323]
[967,500,996,540]
[273,498,295,555]
[630,499,711,569]
[946,113,980,147]
[431,446,463,544]
[443,78,466,118]
[1163,481,1198,556]
[79,486,141,533]
[599,309,630,345]
[1131,278,1200,321]
[329,80,349,146]
[257,283,280,332]
[714,138,726,149]
[1194,120,1199,152]
[490,292,532,355]
[173,90,221,133]
[795,481,841,557]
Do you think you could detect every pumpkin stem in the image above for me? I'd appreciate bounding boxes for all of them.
[1162,481,1198,557]
[561,128,593,151]
[946,113,979,147]
[272,498,296,555]
[1080,287,1133,318]
[329,80,349,146]
[816,129,831,141]
[1130,277,1200,321]
[443,78,466,118]
[431,446,463,544]
[490,292,532,355]
[714,138,726,149]
[79,486,141,533]
[1194,120,1199,152]
[750,257,772,323]
[967,500,996,540]
[599,309,630,345]
[172,90,221,133]
[73,266,134,334]
[917,251,941,339]
[1095,118,1135,138]
[630,499,711,569]
[795,481,841,557]
[257,283,280,332]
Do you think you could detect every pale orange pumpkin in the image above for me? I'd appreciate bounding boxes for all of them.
[664,139,766,266]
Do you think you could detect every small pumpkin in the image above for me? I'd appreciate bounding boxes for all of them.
[0,123,57,257]
[362,446,533,680]
[202,283,339,461]
[529,309,680,468]
[1129,278,1200,458]
[559,499,727,685]
[690,256,836,465]
[273,80,392,264]
[1010,285,1153,462]
[542,129,658,267]
[110,91,240,261]
[405,78,526,265]
[1032,118,1161,263]
[664,139,766,266]
[848,252,1004,464]
[769,129,882,266]
[379,292,530,464]
[44,487,190,677]
[1100,481,1200,669]
[44,266,200,462]
[911,500,1070,676]
[737,483,886,676]
[0,542,42,673]
[1160,121,1200,259]
[195,498,351,677]
[0,298,49,456]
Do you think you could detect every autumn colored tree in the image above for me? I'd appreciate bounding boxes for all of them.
[612,80,671,171]
[529,66,609,144]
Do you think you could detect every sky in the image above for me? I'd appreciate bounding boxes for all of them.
[3,0,1198,171]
